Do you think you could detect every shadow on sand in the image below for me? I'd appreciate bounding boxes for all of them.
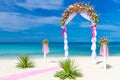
[97,61,112,69]
[97,61,103,64]
[106,64,112,69]
[49,60,58,63]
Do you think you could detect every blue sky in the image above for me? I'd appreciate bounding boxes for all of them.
[0,0,120,42]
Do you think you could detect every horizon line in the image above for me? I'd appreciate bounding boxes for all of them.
[0,42,120,43]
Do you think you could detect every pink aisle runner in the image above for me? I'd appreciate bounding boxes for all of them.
[0,66,60,80]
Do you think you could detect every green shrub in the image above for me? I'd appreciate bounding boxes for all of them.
[54,59,83,80]
[16,55,34,69]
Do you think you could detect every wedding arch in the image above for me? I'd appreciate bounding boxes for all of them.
[60,3,99,64]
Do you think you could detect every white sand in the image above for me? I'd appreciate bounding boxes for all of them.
[0,56,120,80]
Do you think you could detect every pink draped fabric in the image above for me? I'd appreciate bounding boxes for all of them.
[91,25,96,37]
[62,27,66,37]
[100,44,109,57]
[42,44,49,54]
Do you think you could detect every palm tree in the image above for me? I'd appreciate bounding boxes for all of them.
[16,55,34,69]
[54,59,83,80]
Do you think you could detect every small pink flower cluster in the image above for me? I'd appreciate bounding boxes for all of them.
[100,37,107,42]
[99,37,108,45]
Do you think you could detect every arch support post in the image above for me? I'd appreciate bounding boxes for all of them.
[62,27,69,59]
[91,24,97,64]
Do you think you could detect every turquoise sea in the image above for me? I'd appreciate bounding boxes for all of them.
[0,42,120,57]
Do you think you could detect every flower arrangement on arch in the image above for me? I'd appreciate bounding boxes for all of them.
[60,2,99,26]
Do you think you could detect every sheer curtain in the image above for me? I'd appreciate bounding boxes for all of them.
[65,13,77,25]
[80,12,91,21]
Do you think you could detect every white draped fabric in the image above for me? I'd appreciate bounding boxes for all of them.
[95,30,97,36]
[91,25,97,64]
[80,12,91,21]
[65,13,77,25]
[64,32,69,59]
[62,12,97,64]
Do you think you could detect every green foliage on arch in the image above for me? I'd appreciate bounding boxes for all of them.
[60,3,99,26]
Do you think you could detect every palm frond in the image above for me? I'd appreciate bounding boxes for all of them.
[54,59,83,80]
[16,55,34,69]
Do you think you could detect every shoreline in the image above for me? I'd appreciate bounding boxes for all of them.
[0,55,120,59]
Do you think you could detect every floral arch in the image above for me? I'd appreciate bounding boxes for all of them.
[60,3,99,64]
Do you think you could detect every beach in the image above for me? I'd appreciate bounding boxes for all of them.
[0,0,120,80]
[0,56,120,80]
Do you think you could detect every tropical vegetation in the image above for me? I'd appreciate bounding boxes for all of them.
[16,55,34,69]
[54,59,83,80]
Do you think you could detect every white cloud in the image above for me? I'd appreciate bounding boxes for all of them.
[97,24,120,31]
[80,22,120,41]
[101,25,120,36]
[16,0,63,10]
[113,0,120,3]
[80,22,120,31]
[0,12,59,32]
[110,31,120,37]
[96,24,120,39]
[80,22,91,28]
[35,16,59,24]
